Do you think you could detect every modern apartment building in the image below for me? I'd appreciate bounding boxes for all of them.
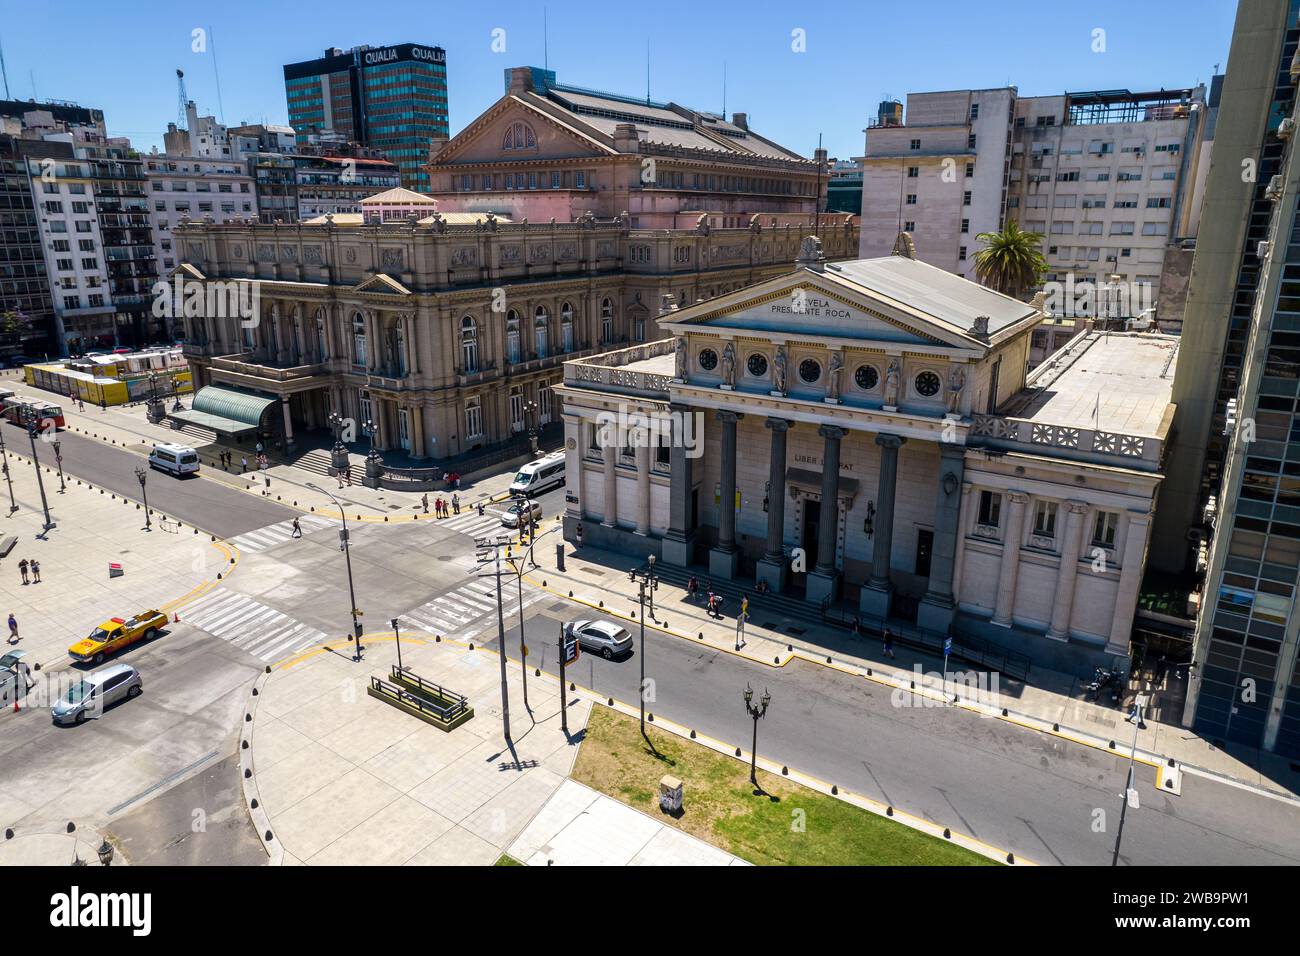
[293,153,401,220]
[1175,0,1300,758]
[144,154,257,279]
[0,134,56,358]
[424,67,827,229]
[859,85,1210,312]
[283,43,449,191]
[826,157,864,215]
[859,88,1017,280]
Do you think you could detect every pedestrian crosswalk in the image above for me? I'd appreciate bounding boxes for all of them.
[403,578,548,642]
[434,506,510,541]
[228,515,338,554]
[179,587,329,662]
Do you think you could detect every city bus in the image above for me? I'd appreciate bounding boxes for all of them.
[1,396,64,430]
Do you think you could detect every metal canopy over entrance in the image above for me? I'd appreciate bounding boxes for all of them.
[168,385,278,436]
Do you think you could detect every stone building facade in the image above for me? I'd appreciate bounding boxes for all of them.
[171,207,857,460]
[556,239,1177,670]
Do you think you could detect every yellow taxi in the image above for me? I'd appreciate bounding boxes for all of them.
[69,610,167,664]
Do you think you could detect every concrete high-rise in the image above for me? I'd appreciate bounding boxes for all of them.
[1178,0,1300,757]
[283,43,449,192]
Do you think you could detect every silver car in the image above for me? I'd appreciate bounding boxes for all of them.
[52,663,141,725]
[570,620,633,660]
[501,499,543,529]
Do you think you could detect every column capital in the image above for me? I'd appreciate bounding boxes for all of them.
[875,432,905,450]
[818,423,846,440]
[765,417,791,432]
[1007,490,1030,505]
[716,409,741,424]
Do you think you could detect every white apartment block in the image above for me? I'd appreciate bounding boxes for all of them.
[860,86,1209,315]
[145,155,257,274]
[859,88,1016,280]
[28,153,114,347]
[1008,89,1207,304]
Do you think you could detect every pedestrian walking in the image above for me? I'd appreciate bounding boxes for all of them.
[883,626,895,659]
[575,523,583,548]
[452,493,460,515]
[687,575,698,602]
[741,594,749,619]
[344,466,352,487]
[17,559,28,585]
[421,493,429,514]
[291,517,302,538]
[99,398,106,412]
[7,613,17,644]
[240,455,248,474]
[30,560,39,584]
[851,617,862,640]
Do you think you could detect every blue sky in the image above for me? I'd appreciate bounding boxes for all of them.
[1,0,1237,158]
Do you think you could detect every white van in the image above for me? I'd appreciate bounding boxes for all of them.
[509,452,566,497]
[148,443,200,476]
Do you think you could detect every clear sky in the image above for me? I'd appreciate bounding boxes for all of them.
[0,0,1237,159]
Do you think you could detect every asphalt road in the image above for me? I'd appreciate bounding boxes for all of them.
[483,607,1300,867]
[8,424,296,538]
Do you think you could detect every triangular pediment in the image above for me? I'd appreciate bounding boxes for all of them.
[169,263,206,282]
[352,273,411,296]
[659,268,985,351]
[430,94,614,166]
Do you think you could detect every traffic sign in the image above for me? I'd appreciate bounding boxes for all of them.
[943,636,953,657]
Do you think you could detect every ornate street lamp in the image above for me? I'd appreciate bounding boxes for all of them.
[524,398,539,455]
[327,410,350,475]
[145,370,165,423]
[629,555,659,752]
[96,839,114,866]
[134,465,151,531]
[52,438,65,493]
[20,406,53,530]
[743,684,771,787]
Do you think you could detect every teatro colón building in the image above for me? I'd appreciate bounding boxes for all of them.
[554,235,1179,671]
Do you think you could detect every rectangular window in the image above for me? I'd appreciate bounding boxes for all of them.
[961,219,969,233]
[962,191,971,205]
[910,139,921,150]
[1093,511,1118,548]
[978,490,1002,527]
[905,194,917,205]
[1033,500,1058,538]
[965,163,974,178]
[967,133,977,149]
[550,171,561,189]
[903,220,915,232]
[958,245,967,261]
[1110,222,1135,236]
[907,166,919,178]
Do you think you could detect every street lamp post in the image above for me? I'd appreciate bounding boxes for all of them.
[0,430,17,515]
[743,684,771,787]
[51,439,65,493]
[21,408,53,530]
[145,371,164,424]
[1110,695,1147,866]
[307,482,363,661]
[391,617,404,673]
[524,399,539,455]
[629,555,659,751]
[505,524,558,717]
[327,410,350,475]
[134,466,151,531]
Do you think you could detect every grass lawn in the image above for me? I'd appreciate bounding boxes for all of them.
[571,707,998,866]
[494,854,523,866]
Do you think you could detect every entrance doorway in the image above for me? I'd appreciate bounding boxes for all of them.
[800,498,821,577]
[915,528,933,578]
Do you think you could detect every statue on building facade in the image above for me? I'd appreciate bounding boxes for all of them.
[947,365,966,414]
[674,336,688,381]
[884,358,901,407]
[773,345,788,394]
[827,351,843,402]
[721,341,736,388]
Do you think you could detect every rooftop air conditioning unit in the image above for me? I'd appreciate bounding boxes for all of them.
[1223,398,1238,435]
[1279,117,1296,139]
[1258,240,1271,260]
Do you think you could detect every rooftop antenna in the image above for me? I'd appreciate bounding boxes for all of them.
[815,132,824,239]
[722,61,727,119]
[28,69,36,101]
[646,38,650,106]
[543,7,549,72]
[209,24,226,123]
[0,35,10,99]
[176,69,189,130]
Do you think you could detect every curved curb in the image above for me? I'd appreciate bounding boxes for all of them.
[239,664,283,867]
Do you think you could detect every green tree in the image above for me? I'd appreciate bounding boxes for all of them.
[972,221,1048,300]
[0,311,31,345]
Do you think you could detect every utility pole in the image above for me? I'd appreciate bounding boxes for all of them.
[628,555,659,752]
[1111,696,1147,866]
[22,408,53,530]
[473,533,515,744]
[308,483,363,661]
[0,429,17,515]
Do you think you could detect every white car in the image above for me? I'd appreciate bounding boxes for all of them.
[500,499,542,529]
[569,620,633,660]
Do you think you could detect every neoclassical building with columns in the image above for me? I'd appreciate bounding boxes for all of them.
[556,237,1178,670]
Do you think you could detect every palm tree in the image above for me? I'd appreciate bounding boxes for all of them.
[972,221,1048,300]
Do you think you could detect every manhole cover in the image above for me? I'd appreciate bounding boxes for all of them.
[579,567,606,577]
[437,555,455,562]
[387,504,401,510]
[548,602,570,614]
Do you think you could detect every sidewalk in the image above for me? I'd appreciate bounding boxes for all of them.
[12,382,522,521]
[0,823,125,866]
[520,529,1300,802]
[0,438,229,674]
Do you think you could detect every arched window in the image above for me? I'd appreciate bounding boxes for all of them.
[560,302,574,353]
[534,305,549,358]
[502,121,537,151]
[460,316,478,373]
[506,310,521,364]
[351,312,367,367]
[600,297,614,344]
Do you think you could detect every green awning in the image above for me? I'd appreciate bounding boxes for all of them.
[168,386,278,436]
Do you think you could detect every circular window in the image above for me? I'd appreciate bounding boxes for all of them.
[799,358,822,384]
[854,365,879,391]
[915,370,942,397]
[698,348,718,371]
[747,353,768,377]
